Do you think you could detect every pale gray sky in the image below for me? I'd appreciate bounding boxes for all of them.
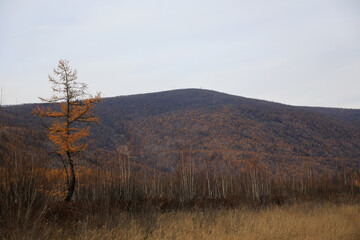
[1,0,359,108]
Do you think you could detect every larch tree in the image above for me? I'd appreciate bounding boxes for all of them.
[32,59,101,201]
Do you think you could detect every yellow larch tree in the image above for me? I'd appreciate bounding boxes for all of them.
[32,59,101,201]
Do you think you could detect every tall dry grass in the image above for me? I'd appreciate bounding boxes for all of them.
[3,202,359,240]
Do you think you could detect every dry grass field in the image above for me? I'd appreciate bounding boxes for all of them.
[6,202,359,240]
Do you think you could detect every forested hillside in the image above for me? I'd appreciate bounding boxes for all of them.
[2,89,360,175]
[2,89,360,240]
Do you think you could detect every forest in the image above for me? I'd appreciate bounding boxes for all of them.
[1,88,360,239]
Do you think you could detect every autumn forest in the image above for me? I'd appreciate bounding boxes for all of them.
[1,62,360,239]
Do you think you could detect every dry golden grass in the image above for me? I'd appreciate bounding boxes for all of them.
[130,203,360,240]
[8,202,359,240]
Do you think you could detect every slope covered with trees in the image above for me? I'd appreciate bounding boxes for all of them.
[2,88,360,175]
[2,89,360,239]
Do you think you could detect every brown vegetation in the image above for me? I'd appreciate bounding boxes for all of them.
[1,128,359,239]
[3,89,360,177]
[1,89,360,239]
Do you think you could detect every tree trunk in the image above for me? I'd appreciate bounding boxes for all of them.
[65,153,76,202]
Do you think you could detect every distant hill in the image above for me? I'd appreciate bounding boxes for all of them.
[2,89,360,175]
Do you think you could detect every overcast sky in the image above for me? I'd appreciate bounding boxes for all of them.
[1,0,359,108]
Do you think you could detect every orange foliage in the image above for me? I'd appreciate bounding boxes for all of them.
[31,59,101,201]
[32,60,101,155]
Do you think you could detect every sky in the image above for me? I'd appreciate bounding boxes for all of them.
[0,0,359,108]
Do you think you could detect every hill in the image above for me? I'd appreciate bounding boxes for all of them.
[2,89,360,175]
